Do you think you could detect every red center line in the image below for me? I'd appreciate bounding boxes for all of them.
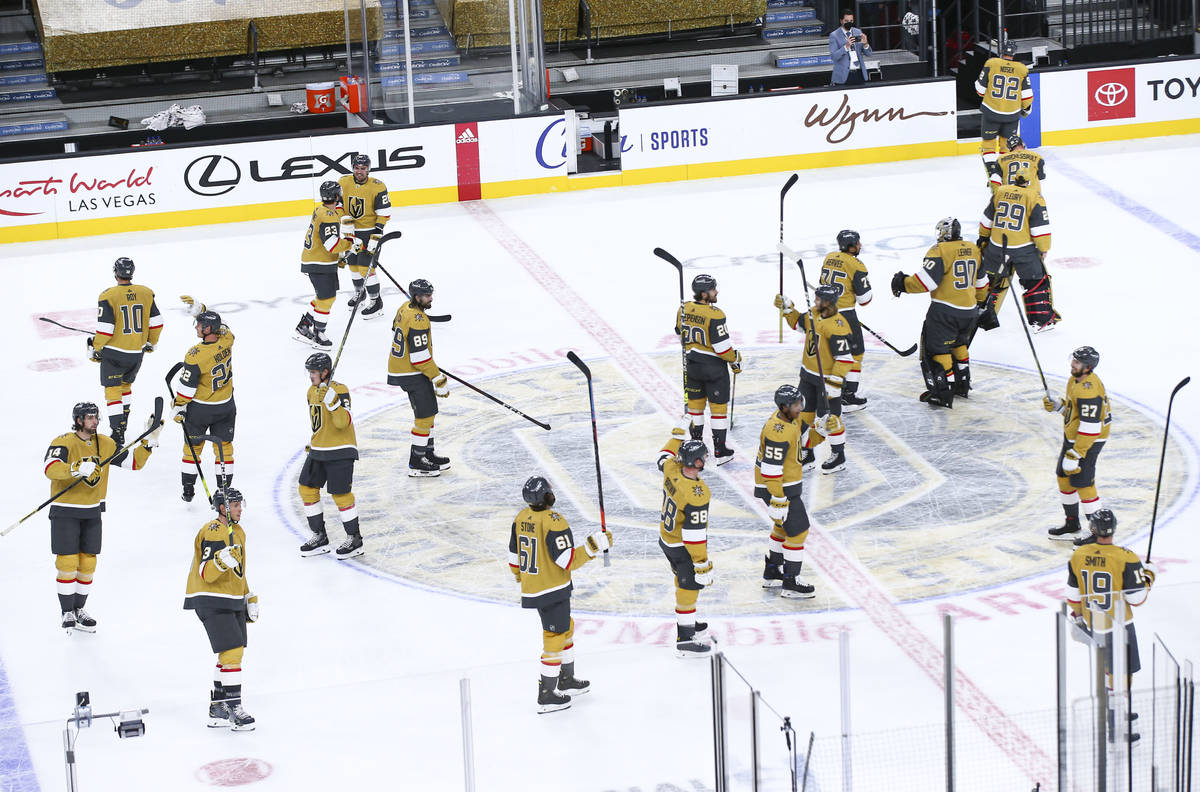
[466,200,1054,785]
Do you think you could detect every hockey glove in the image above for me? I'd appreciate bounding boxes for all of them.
[1061,448,1082,474]
[180,295,205,318]
[1067,611,1092,644]
[246,594,259,623]
[141,415,163,448]
[584,530,612,558]
[656,451,672,472]
[729,350,743,375]
[693,559,714,587]
[71,460,97,479]
[774,294,794,312]
[674,414,693,436]
[367,233,382,255]
[348,236,364,254]
[824,376,844,400]
[890,271,907,297]
[171,404,187,424]
[321,386,341,411]
[339,216,356,237]
[433,375,449,398]
[89,344,102,363]
[213,545,240,572]
[767,498,789,522]
[1140,561,1158,588]
[976,236,989,255]
[141,342,155,353]
[1043,396,1065,413]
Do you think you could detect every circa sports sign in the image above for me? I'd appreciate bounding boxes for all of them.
[282,348,1192,618]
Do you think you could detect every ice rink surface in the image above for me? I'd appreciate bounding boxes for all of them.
[2,134,1199,791]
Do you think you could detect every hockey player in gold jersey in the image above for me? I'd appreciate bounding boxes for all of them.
[297,352,363,560]
[819,230,873,411]
[676,274,742,464]
[43,401,160,632]
[989,134,1046,194]
[338,154,391,319]
[171,297,236,503]
[1046,346,1112,545]
[90,256,162,445]
[891,218,988,408]
[1066,509,1155,741]
[184,488,258,731]
[387,278,451,477]
[975,38,1033,173]
[656,419,715,656]
[979,174,1057,331]
[508,476,611,713]
[754,384,815,598]
[295,180,360,349]
[775,285,856,473]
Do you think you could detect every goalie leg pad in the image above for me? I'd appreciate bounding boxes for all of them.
[1021,275,1056,327]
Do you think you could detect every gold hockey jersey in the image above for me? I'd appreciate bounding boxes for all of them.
[508,507,592,608]
[990,150,1046,192]
[1067,543,1152,632]
[979,183,1051,253]
[307,382,357,461]
[183,518,250,611]
[975,57,1033,117]
[94,284,162,354]
[754,411,806,499]
[176,328,235,406]
[338,175,392,230]
[820,251,873,312]
[659,431,710,564]
[300,205,354,272]
[387,302,440,382]
[676,301,737,363]
[43,431,152,518]
[904,241,988,310]
[1063,371,1111,453]
[782,308,855,381]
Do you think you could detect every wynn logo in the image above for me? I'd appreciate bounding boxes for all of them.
[803,94,950,144]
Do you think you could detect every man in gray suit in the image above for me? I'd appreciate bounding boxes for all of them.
[829,8,872,86]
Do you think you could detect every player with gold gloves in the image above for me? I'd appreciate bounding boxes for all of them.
[754,384,815,599]
[1046,346,1111,545]
[776,285,856,474]
[387,278,451,477]
[184,487,257,731]
[508,476,611,713]
[43,401,159,633]
[338,154,390,319]
[295,180,360,350]
[676,274,741,464]
[657,417,715,657]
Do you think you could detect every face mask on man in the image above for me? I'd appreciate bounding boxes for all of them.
[842,20,853,30]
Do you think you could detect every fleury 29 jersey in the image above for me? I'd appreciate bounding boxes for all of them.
[337,175,391,231]
[183,519,250,611]
[307,381,357,461]
[819,251,873,312]
[979,183,1051,254]
[94,284,162,355]
[1063,372,1111,453]
[676,302,737,364]
[658,432,710,564]
[387,302,440,383]
[43,432,152,518]
[975,57,1033,118]
[177,328,235,405]
[782,308,855,382]
[300,205,354,273]
[903,241,988,310]
[1067,543,1152,632]
[508,507,593,608]
[755,412,805,499]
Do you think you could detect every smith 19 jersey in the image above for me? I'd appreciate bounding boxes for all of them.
[338,175,392,230]
[676,302,736,363]
[904,241,988,310]
[990,150,1046,192]
[300,205,353,272]
[755,411,805,499]
[307,382,357,460]
[387,302,440,382]
[659,457,710,563]
[975,57,1033,118]
[1067,543,1150,632]
[508,507,592,608]
[94,284,163,355]
[819,251,873,313]
[183,519,249,611]
[979,183,1051,253]
[43,431,152,518]
[782,308,855,381]
[1063,372,1111,452]
[177,328,235,405]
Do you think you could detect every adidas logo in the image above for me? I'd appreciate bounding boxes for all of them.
[455,128,477,144]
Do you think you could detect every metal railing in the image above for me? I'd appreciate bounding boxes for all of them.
[1052,0,1194,47]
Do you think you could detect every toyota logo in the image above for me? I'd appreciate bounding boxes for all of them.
[1094,82,1128,107]
[184,154,241,196]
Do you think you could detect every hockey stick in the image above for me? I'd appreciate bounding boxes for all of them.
[39,317,92,335]
[1003,236,1051,398]
[566,351,610,566]
[779,173,799,344]
[4,397,164,537]
[1147,376,1190,562]
[165,362,213,506]
[329,231,402,377]
[373,261,452,323]
[653,246,688,399]
[778,242,832,415]
[440,369,551,430]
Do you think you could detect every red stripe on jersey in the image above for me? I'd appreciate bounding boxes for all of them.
[761,473,782,479]
[77,579,91,586]
[411,430,429,438]
[339,504,355,511]
[683,539,706,545]
[44,460,60,474]
[56,577,76,583]
[220,666,242,673]
[1059,489,1076,496]
[567,548,575,569]
[96,331,112,337]
[1077,430,1099,436]
[107,400,121,406]
[1081,496,1099,504]
[675,608,696,615]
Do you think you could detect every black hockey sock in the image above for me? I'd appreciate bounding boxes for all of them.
[712,428,728,450]
[58,593,75,613]
[561,662,576,679]
[351,278,364,293]
[182,472,197,487]
[768,550,784,566]
[74,591,88,610]
[306,513,325,534]
[216,474,233,490]
[367,282,381,298]
[223,684,241,704]
[843,380,860,396]
[830,443,845,457]
[1063,503,1079,521]
[108,415,123,433]
[783,560,802,579]
[341,517,360,537]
